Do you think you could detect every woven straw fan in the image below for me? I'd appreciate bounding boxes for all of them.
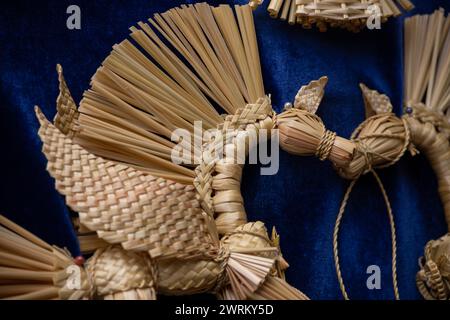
[250,0,414,32]
[2,3,315,300]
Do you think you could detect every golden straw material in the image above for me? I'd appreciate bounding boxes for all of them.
[416,234,450,300]
[86,246,157,300]
[30,2,311,300]
[35,107,217,260]
[70,3,264,184]
[336,113,411,180]
[403,10,450,298]
[404,9,450,121]
[277,108,355,167]
[53,64,79,138]
[195,96,274,234]
[258,0,414,31]
[406,117,450,231]
[0,215,92,300]
[294,76,328,114]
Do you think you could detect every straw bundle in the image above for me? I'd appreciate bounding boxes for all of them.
[71,3,265,185]
[406,118,450,232]
[404,8,450,139]
[277,108,355,167]
[256,0,414,31]
[0,215,92,300]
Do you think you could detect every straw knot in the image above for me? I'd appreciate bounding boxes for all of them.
[337,114,411,180]
[316,129,337,161]
[212,246,232,294]
[416,234,450,300]
[407,103,450,139]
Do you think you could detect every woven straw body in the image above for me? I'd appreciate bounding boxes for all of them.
[28,3,313,300]
[35,107,216,260]
[157,259,222,295]
[87,246,156,300]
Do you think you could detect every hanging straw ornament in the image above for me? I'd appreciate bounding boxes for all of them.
[274,8,450,300]
[403,8,450,300]
[251,0,414,32]
[1,3,316,300]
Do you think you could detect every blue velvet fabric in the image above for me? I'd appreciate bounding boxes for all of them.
[1,0,449,300]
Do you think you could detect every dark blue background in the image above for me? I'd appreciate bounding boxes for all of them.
[1,0,449,300]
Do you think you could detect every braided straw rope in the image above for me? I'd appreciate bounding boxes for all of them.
[53,65,79,138]
[195,96,274,234]
[35,107,216,260]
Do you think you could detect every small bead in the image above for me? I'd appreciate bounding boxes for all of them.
[74,256,85,266]
[405,106,413,114]
[283,102,293,111]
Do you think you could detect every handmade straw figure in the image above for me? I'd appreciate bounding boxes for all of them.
[1,3,311,300]
[252,0,414,32]
[403,8,450,300]
[275,8,450,300]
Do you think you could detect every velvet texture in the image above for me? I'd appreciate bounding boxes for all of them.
[1,0,449,300]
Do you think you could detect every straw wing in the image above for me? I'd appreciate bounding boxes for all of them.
[35,107,216,260]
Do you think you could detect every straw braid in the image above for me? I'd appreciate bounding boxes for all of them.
[194,97,274,234]
[53,65,79,138]
[35,107,216,260]
[316,129,337,161]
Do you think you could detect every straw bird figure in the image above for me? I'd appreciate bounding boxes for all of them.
[0,3,319,300]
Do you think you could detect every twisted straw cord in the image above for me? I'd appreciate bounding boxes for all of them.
[334,114,411,300]
[333,178,356,300]
[316,129,337,161]
[333,171,399,300]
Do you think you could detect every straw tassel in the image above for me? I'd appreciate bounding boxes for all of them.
[0,215,92,300]
[221,251,276,300]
